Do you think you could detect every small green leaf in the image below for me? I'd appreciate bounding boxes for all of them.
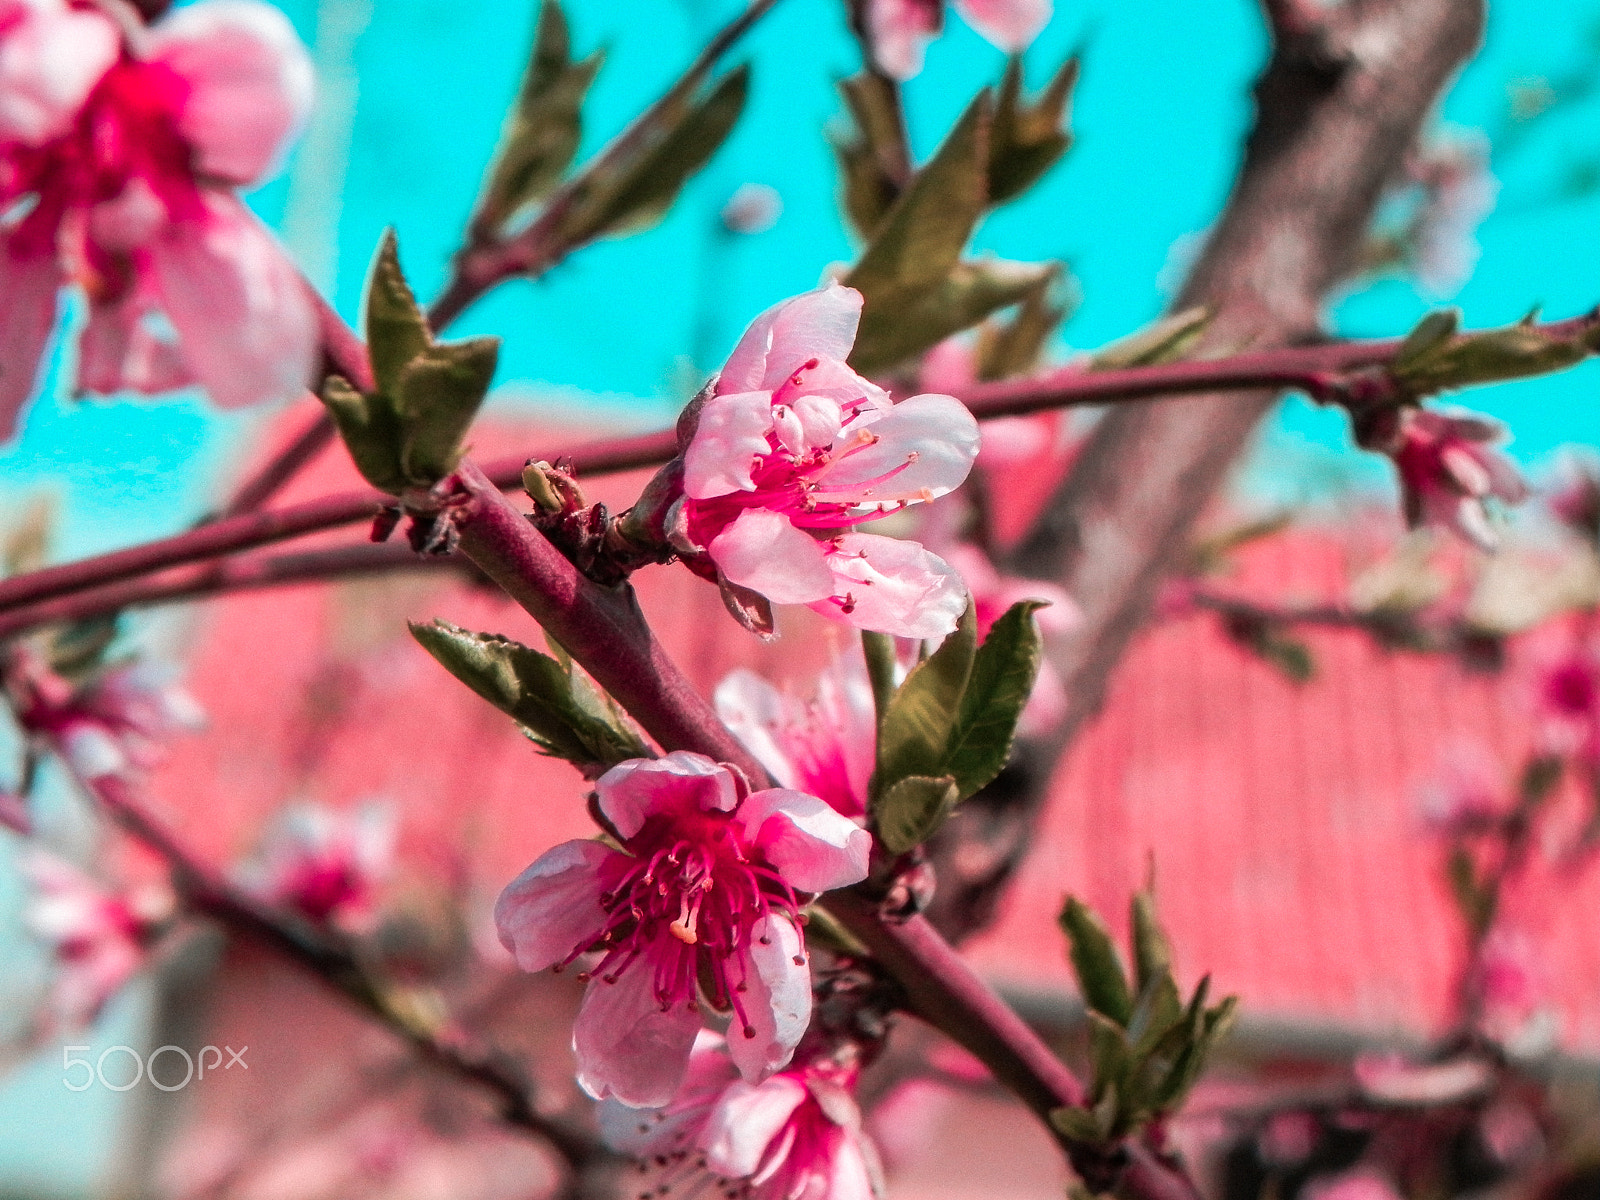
[321,374,409,494]
[1130,890,1173,994]
[395,338,501,485]
[364,230,432,398]
[1520,754,1563,807]
[1086,1010,1129,1095]
[873,602,977,794]
[1059,896,1133,1025]
[1049,1104,1105,1145]
[1393,307,1461,374]
[874,774,961,855]
[975,272,1069,381]
[987,52,1078,205]
[410,620,650,768]
[944,600,1046,799]
[1448,845,1496,936]
[833,72,909,240]
[861,630,898,727]
[1091,307,1211,370]
[1127,972,1184,1056]
[1391,308,1600,396]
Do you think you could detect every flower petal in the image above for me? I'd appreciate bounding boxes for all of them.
[812,394,979,505]
[494,839,613,972]
[147,194,318,409]
[150,0,315,185]
[721,284,862,394]
[77,295,195,398]
[954,0,1052,52]
[598,1030,737,1156]
[815,534,969,639]
[714,669,801,791]
[684,390,774,498]
[597,752,739,840]
[709,509,836,606]
[698,1075,808,1178]
[0,240,60,440]
[574,963,704,1107]
[727,913,810,1083]
[736,788,871,894]
[867,0,942,81]
[0,0,118,145]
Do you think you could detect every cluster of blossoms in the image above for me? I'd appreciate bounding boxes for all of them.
[495,752,871,1107]
[862,0,1052,80]
[671,283,980,640]
[0,0,317,437]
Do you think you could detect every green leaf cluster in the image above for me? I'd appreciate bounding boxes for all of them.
[844,94,1059,375]
[988,54,1078,205]
[833,72,909,241]
[410,620,649,770]
[475,0,605,233]
[322,233,500,494]
[1051,893,1237,1145]
[869,601,1047,854]
[1391,308,1600,398]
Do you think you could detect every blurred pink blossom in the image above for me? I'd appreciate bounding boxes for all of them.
[21,849,170,1027]
[1471,925,1554,1050]
[601,1031,881,1200]
[1530,639,1600,766]
[1415,743,1506,837]
[494,751,871,1107]
[865,0,1051,81]
[0,0,317,437]
[677,283,978,638]
[1391,409,1526,551]
[236,801,395,928]
[1301,1167,1404,1200]
[1411,139,1498,300]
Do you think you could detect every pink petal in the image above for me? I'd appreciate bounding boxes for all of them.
[771,356,890,414]
[736,788,871,894]
[0,0,118,145]
[683,390,774,498]
[714,669,801,791]
[0,240,59,440]
[727,913,810,1083]
[709,510,836,606]
[77,295,196,398]
[954,0,1052,52]
[814,534,969,639]
[147,194,318,409]
[867,0,942,81]
[494,839,613,972]
[812,395,979,505]
[699,1075,808,1178]
[720,284,862,394]
[150,0,315,186]
[826,1130,881,1200]
[598,1031,737,1156]
[574,964,704,1107]
[596,752,739,839]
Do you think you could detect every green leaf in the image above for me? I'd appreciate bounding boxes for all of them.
[975,271,1070,381]
[321,374,409,494]
[1059,896,1133,1025]
[988,52,1078,205]
[1090,307,1211,370]
[364,230,432,398]
[410,620,650,767]
[834,72,909,240]
[873,602,977,794]
[1394,307,1461,372]
[395,338,501,485]
[1086,1010,1130,1096]
[874,774,961,855]
[1447,845,1496,936]
[1126,972,1184,1056]
[943,600,1046,799]
[565,65,750,242]
[1130,890,1173,994]
[1391,308,1600,396]
[1049,1104,1105,1146]
[847,92,991,302]
[1520,754,1563,807]
[861,630,898,728]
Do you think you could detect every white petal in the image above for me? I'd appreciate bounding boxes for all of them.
[596,752,738,839]
[954,0,1052,52]
[811,395,979,505]
[815,534,969,639]
[698,1075,807,1178]
[735,789,871,894]
[714,670,801,791]
[727,914,810,1083]
[709,510,835,605]
[721,284,862,394]
[150,0,315,185]
[0,0,117,145]
[683,390,774,498]
[574,964,704,1108]
[494,840,612,973]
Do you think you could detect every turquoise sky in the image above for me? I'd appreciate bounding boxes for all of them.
[4,0,1600,1189]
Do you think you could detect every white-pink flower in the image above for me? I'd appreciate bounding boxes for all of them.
[22,849,170,1027]
[1530,639,1600,766]
[0,0,317,438]
[601,1032,881,1200]
[494,752,871,1108]
[237,801,395,928]
[1391,409,1527,551]
[676,283,978,639]
[864,0,1052,81]
[715,658,878,822]
[1415,743,1506,837]
[12,653,204,781]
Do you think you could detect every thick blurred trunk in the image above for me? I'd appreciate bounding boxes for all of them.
[926,0,1487,942]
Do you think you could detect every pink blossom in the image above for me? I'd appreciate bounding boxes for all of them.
[863,0,1051,81]
[1530,640,1600,765]
[1411,138,1498,300]
[715,658,877,822]
[1391,409,1527,551]
[1415,743,1506,837]
[11,652,205,781]
[1471,925,1553,1050]
[676,283,978,639]
[494,752,871,1107]
[0,0,317,438]
[21,849,169,1027]
[601,1032,881,1200]
[237,801,395,928]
